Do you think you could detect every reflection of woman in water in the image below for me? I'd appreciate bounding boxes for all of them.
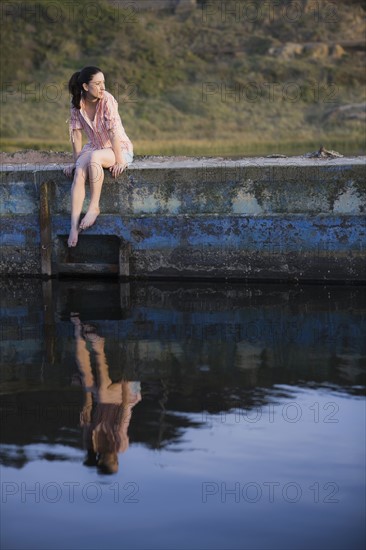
[71,315,141,474]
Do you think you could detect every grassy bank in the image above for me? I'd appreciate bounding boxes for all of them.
[1,0,365,154]
[1,137,365,157]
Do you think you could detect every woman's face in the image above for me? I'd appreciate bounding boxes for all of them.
[83,72,105,100]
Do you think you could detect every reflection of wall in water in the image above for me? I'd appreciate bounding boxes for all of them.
[0,281,365,391]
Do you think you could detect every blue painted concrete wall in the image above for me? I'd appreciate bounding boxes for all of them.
[1,157,365,281]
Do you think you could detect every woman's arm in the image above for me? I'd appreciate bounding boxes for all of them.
[72,129,83,162]
[108,129,127,179]
[64,129,83,177]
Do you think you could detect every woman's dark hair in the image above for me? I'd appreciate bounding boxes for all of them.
[69,66,102,109]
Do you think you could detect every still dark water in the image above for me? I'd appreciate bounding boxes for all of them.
[1,279,365,550]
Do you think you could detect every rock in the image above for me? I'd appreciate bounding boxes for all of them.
[303,43,329,59]
[304,146,344,159]
[330,44,346,59]
[268,41,347,60]
[268,43,304,59]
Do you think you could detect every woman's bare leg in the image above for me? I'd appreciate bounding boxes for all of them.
[68,152,92,247]
[79,148,116,230]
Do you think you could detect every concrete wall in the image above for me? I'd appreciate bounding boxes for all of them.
[0,156,365,281]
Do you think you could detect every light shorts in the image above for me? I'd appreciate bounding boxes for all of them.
[122,150,134,166]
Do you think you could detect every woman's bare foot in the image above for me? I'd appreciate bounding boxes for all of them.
[70,313,83,340]
[79,207,100,230]
[68,227,80,247]
[70,312,81,323]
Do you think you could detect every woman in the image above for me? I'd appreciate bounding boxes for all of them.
[64,66,133,247]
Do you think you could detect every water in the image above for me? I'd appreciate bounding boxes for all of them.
[1,279,365,550]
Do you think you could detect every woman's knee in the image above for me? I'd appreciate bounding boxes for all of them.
[89,151,103,165]
[90,149,115,168]
[88,153,107,181]
[88,152,103,173]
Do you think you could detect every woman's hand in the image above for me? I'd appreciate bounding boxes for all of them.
[63,164,75,178]
[109,161,127,179]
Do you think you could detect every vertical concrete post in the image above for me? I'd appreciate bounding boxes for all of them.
[119,242,131,277]
[42,279,56,368]
[120,282,131,310]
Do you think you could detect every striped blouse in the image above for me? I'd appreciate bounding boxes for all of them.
[69,91,133,156]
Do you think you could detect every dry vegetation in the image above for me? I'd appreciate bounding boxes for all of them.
[1,0,365,155]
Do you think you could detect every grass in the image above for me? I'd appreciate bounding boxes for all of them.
[1,137,365,157]
[1,0,365,157]
[130,137,366,157]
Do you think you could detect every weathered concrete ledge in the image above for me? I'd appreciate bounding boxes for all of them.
[1,156,365,281]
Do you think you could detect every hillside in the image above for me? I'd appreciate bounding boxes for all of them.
[0,0,365,155]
